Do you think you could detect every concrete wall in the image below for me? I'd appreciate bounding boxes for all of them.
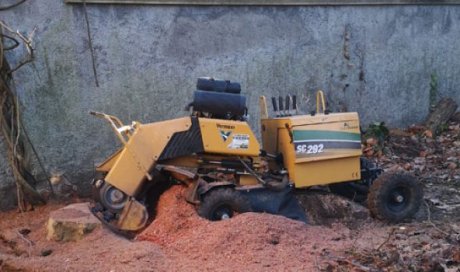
[1,1,459,208]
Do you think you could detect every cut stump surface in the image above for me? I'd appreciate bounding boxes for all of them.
[47,202,100,242]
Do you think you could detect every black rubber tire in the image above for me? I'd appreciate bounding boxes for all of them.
[329,182,369,203]
[99,183,128,214]
[198,188,252,221]
[367,173,423,222]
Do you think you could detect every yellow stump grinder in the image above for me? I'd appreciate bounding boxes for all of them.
[90,78,423,234]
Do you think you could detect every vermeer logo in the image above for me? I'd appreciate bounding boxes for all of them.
[220,130,232,142]
[216,124,235,130]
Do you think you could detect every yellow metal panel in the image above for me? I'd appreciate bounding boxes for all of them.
[289,112,360,126]
[261,119,280,155]
[295,150,361,163]
[293,156,361,187]
[199,118,260,156]
[96,148,122,173]
[239,175,259,186]
[261,112,362,187]
[291,118,362,162]
[105,117,191,196]
[278,124,297,180]
[159,156,200,168]
[117,199,148,231]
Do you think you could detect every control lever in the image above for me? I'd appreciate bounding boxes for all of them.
[292,95,298,115]
[278,96,284,116]
[271,97,279,117]
[285,95,291,116]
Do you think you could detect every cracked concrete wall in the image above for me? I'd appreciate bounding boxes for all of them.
[0,2,460,208]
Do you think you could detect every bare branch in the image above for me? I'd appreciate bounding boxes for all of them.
[0,0,26,11]
[0,21,36,74]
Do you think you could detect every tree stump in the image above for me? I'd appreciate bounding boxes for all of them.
[47,203,100,242]
[296,192,370,228]
[425,98,458,135]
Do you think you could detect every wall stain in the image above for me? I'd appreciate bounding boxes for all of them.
[343,24,351,61]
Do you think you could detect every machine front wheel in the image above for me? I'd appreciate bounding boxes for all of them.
[99,183,128,214]
[367,173,423,222]
[198,188,252,221]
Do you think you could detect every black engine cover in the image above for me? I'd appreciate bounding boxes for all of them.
[196,77,241,94]
[192,90,246,118]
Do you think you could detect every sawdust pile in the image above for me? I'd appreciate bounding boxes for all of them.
[0,202,173,272]
[138,185,353,271]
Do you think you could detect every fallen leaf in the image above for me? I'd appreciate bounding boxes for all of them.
[453,249,460,262]
[366,138,377,145]
[424,130,433,138]
[403,163,412,170]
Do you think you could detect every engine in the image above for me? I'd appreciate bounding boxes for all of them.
[190,77,247,120]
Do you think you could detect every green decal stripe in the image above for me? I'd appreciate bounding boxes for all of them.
[292,130,361,141]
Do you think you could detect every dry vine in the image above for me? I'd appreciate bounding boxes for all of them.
[0,20,48,211]
[0,20,36,75]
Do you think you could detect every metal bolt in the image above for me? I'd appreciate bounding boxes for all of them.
[94,179,104,188]
[111,190,124,203]
[394,195,404,203]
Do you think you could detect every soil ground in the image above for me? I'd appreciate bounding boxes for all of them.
[1,121,460,272]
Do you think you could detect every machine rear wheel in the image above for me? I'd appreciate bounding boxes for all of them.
[198,188,252,221]
[367,173,423,222]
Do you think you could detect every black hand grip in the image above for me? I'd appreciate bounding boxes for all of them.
[271,97,278,112]
[278,96,284,111]
[90,111,106,117]
[292,95,297,110]
[285,95,290,111]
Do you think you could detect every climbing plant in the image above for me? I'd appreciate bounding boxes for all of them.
[0,18,52,211]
